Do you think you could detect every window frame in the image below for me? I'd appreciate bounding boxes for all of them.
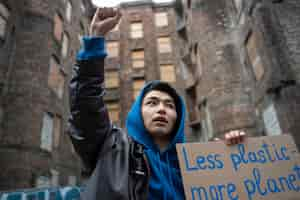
[160,64,176,83]
[105,70,120,89]
[130,22,143,39]
[157,36,172,53]
[48,56,66,99]
[40,112,54,152]
[61,32,69,58]
[54,13,63,42]
[133,79,145,99]
[66,0,72,23]
[0,3,9,40]
[131,49,145,69]
[107,41,119,58]
[155,12,168,27]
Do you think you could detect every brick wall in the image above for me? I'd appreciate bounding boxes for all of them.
[175,0,300,145]
[0,0,92,190]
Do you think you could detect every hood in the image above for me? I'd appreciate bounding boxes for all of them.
[126,80,186,153]
[126,80,186,200]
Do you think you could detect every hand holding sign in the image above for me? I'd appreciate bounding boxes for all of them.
[214,130,246,145]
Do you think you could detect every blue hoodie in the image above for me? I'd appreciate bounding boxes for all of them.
[78,37,186,200]
[126,81,186,200]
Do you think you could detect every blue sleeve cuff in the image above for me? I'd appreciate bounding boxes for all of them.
[77,36,107,60]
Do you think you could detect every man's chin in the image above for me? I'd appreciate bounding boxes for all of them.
[150,127,170,136]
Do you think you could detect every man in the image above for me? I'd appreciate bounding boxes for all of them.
[69,8,245,200]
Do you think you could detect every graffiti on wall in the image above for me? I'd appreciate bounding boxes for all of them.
[0,186,84,200]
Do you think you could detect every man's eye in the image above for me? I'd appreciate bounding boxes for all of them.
[166,103,175,109]
[147,101,156,105]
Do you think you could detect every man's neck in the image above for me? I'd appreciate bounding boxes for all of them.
[153,137,171,152]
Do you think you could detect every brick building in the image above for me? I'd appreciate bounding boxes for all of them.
[103,0,183,128]
[0,0,93,190]
[175,0,300,146]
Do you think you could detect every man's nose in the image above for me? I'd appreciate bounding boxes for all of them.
[157,103,166,114]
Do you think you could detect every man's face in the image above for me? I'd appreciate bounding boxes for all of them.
[141,90,177,143]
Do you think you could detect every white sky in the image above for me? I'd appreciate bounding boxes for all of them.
[92,0,173,7]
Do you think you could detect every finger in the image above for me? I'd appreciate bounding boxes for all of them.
[106,11,122,30]
[102,7,114,19]
[236,130,243,144]
[112,9,122,25]
[96,17,120,35]
[107,8,115,17]
[228,131,237,145]
[225,133,231,145]
[98,8,106,20]
[239,131,246,143]
[91,8,100,25]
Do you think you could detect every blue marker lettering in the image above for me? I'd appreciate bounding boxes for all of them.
[266,178,281,193]
[191,186,208,200]
[182,146,198,171]
[288,174,300,191]
[227,183,239,200]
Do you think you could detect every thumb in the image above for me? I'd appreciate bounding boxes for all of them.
[112,9,122,27]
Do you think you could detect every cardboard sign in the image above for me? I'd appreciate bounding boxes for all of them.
[176,135,300,200]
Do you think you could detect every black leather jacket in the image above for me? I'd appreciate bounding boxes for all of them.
[68,58,149,200]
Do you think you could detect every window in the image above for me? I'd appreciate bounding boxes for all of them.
[131,50,145,68]
[68,176,77,186]
[160,64,176,83]
[246,32,264,81]
[48,56,65,98]
[53,116,62,148]
[78,34,82,43]
[0,3,9,40]
[263,103,282,136]
[54,13,63,41]
[105,71,119,88]
[106,102,120,123]
[155,12,168,27]
[157,37,172,53]
[61,32,69,58]
[133,79,145,99]
[40,112,54,152]
[80,1,86,13]
[36,176,51,188]
[203,103,214,141]
[187,0,192,8]
[66,1,72,22]
[51,169,59,186]
[130,22,143,38]
[233,0,242,13]
[107,41,119,58]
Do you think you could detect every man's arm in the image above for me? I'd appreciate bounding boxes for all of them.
[68,8,122,173]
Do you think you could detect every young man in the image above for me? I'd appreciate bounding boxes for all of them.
[69,8,245,200]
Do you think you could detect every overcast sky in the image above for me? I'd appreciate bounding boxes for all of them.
[92,0,173,7]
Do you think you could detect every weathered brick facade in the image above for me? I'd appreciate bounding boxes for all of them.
[175,0,300,147]
[103,0,183,128]
[0,0,93,190]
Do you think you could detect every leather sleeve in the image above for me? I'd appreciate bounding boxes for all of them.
[68,58,112,173]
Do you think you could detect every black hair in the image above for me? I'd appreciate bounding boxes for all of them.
[142,81,182,133]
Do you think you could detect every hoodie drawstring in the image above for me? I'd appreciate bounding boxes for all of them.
[156,152,167,200]
[156,151,178,200]
[166,152,177,199]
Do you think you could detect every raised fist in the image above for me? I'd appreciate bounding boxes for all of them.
[89,7,122,37]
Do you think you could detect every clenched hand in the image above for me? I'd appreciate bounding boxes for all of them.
[89,7,122,37]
